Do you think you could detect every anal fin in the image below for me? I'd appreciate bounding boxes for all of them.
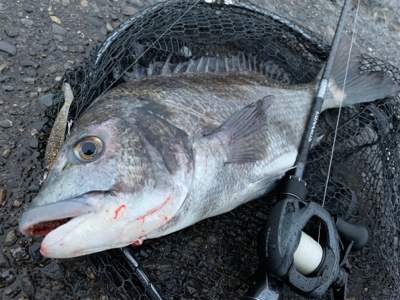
[206,96,274,164]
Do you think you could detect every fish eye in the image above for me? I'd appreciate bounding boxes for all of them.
[73,136,103,162]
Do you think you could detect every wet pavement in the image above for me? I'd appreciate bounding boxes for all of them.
[0,0,399,299]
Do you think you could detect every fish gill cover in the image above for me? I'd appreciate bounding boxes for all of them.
[36,0,400,299]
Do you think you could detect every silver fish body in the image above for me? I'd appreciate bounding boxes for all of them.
[19,40,400,258]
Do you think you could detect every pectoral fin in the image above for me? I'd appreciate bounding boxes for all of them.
[206,96,274,164]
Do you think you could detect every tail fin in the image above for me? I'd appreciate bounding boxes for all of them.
[322,37,400,110]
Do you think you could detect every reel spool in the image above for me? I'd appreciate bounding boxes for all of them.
[253,176,369,299]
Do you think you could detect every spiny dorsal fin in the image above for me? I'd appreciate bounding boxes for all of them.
[207,96,274,164]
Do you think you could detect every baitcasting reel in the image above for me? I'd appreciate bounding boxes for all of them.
[244,176,369,299]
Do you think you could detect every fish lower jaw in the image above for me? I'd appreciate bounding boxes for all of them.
[24,217,73,236]
[39,214,95,258]
[40,237,146,258]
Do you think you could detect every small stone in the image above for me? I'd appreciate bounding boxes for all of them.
[39,93,54,106]
[0,253,10,268]
[100,27,108,35]
[14,200,21,208]
[20,274,35,298]
[87,16,103,27]
[81,0,88,6]
[256,211,267,219]
[0,41,17,55]
[47,65,57,74]
[0,270,15,287]
[92,3,100,13]
[2,149,11,159]
[77,45,85,53]
[22,77,36,85]
[25,69,37,77]
[0,75,11,83]
[62,0,70,6]
[5,28,19,38]
[52,24,67,35]
[1,86,14,91]
[51,16,62,25]
[207,235,218,245]
[33,121,46,131]
[106,23,113,32]
[41,86,50,93]
[19,59,39,68]
[38,39,50,45]
[28,184,40,193]
[127,0,145,7]
[122,5,138,16]
[29,139,38,149]
[5,230,18,247]
[29,243,45,264]
[29,49,37,56]
[24,6,34,13]
[11,247,30,262]
[55,76,62,81]
[31,128,39,137]
[374,11,387,23]
[57,45,68,52]
[0,189,6,205]
[325,25,335,40]
[19,147,33,157]
[111,14,118,21]
[4,288,13,296]
[20,146,32,157]
[0,119,13,128]
[0,63,9,73]
[54,34,64,42]
[20,18,34,28]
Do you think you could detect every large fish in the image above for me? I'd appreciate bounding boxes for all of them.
[19,40,400,258]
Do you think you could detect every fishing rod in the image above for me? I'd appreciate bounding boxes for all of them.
[243,0,369,299]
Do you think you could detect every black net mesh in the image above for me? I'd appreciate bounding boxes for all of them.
[36,0,400,299]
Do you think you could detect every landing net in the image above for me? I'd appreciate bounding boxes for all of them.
[38,1,400,299]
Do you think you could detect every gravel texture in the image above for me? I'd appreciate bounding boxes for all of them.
[0,0,399,299]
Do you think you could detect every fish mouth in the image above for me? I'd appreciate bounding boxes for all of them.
[19,195,96,237]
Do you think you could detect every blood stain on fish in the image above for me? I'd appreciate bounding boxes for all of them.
[135,195,171,223]
[40,243,48,256]
[132,238,144,246]
[114,204,126,219]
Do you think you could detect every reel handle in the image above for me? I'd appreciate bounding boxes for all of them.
[335,217,368,251]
